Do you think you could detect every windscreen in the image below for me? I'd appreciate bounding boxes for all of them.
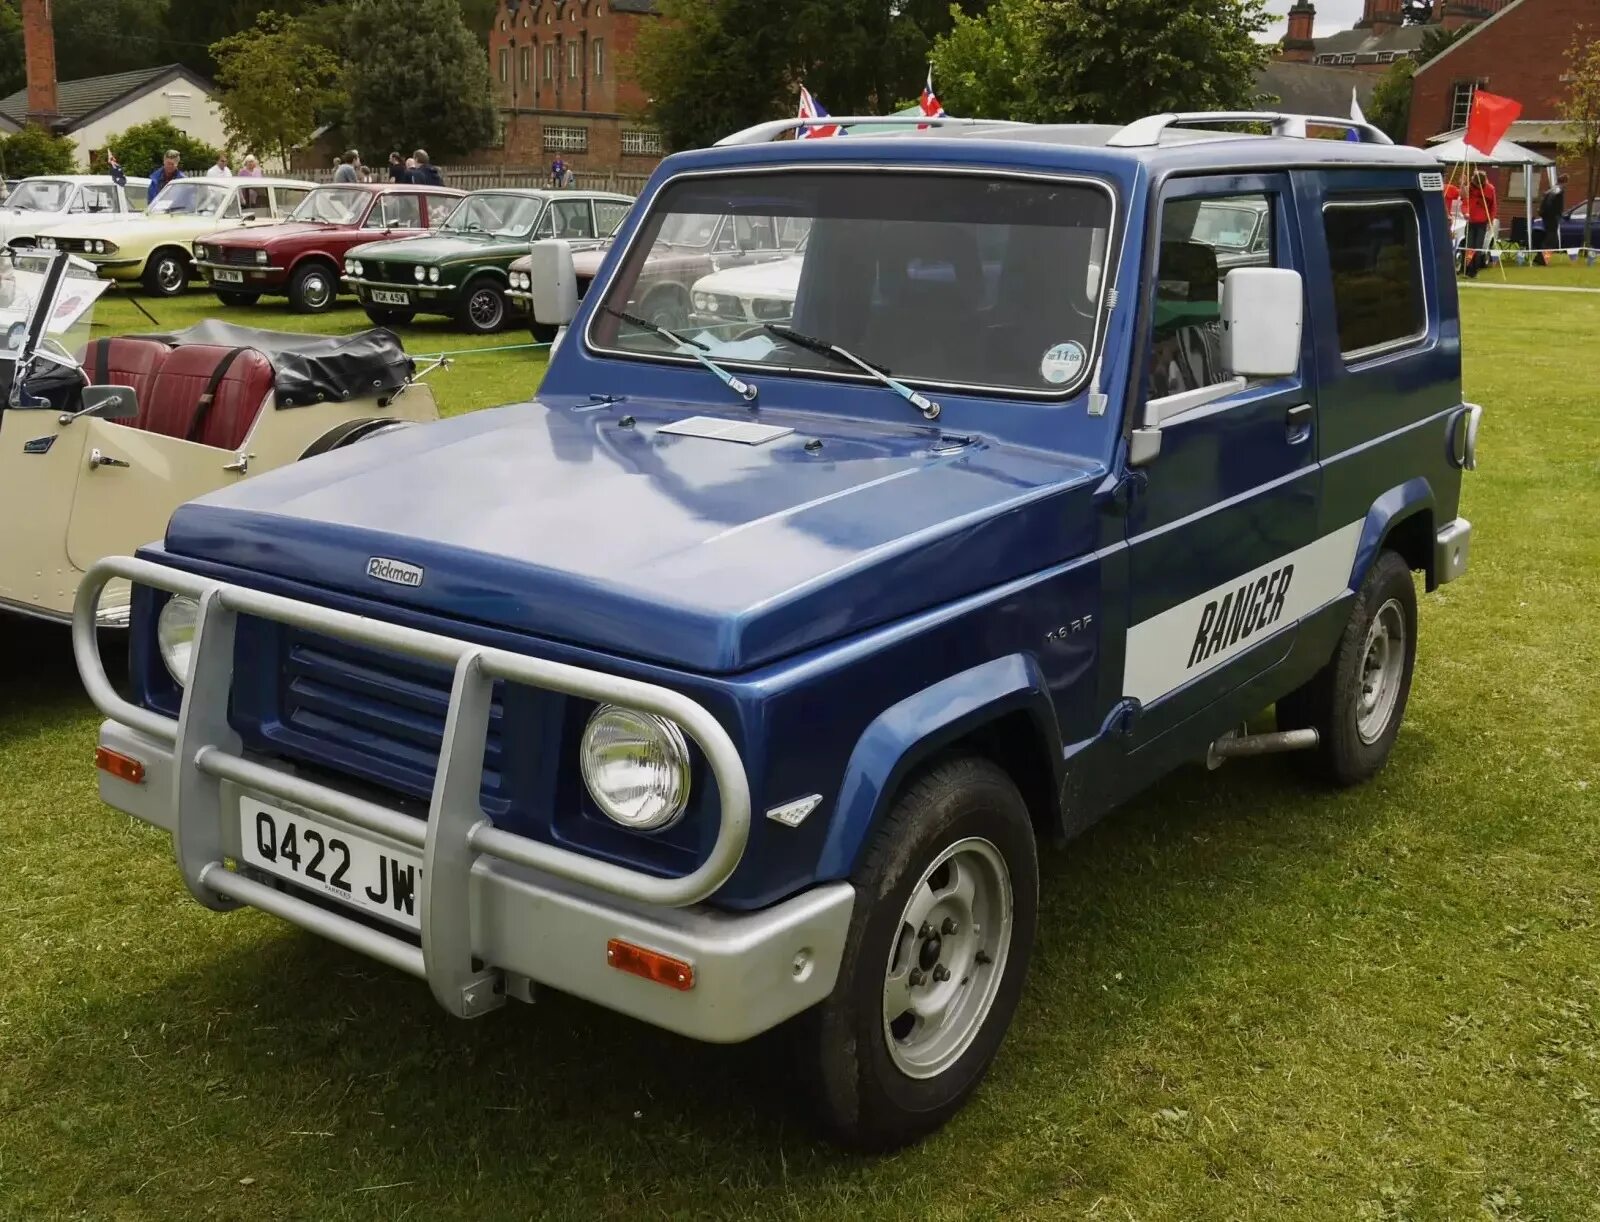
[148,181,233,216]
[292,187,368,224]
[443,193,545,238]
[5,180,71,212]
[591,170,1115,394]
[0,250,109,406]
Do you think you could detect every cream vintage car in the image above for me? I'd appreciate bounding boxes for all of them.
[0,251,440,626]
[35,176,315,297]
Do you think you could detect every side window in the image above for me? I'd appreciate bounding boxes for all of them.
[384,193,424,229]
[426,195,461,227]
[81,185,117,213]
[1322,199,1426,359]
[549,198,595,238]
[734,215,778,250]
[235,187,266,216]
[713,215,739,252]
[1148,192,1276,400]
[594,200,631,237]
[271,187,309,217]
[531,205,555,239]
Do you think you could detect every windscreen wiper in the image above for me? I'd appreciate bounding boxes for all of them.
[601,305,757,403]
[762,324,939,420]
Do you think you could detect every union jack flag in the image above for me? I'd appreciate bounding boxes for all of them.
[918,68,946,129]
[797,85,842,138]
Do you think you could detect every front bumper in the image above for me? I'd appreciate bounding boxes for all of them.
[75,557,852,1043]
[195,258,287,287]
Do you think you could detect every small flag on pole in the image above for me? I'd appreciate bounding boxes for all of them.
[798,86,842,138]
[919,67,946,130]
[1465,90,1521,155]
[1347,87,1366,142]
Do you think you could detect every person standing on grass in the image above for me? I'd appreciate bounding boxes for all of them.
[238,154,262,178]
[1464,171,1497,279]
[388,151,410,183]
[147,149,183,205]
[1539,175,1567,264]
[206,152,232,179]
[412,150,444,187]
[550,155,566,189]
[333,150,359,184]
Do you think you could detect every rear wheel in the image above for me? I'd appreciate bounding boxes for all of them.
[364,306,416,327]
[288,262,338,313]
[1279,548,1418,786]
[142,250,189,296]
[530,321,559,344]
[458,277,509,334]
[798,755,1038,1151]
[216,290,260,307]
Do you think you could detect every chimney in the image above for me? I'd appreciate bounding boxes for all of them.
[1372,0,1403,26]
[1357,0,1376,28]
[1283,3,1317,62]
[21,0,59,128]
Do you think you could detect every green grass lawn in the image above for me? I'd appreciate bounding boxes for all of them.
[1,286,1597,1220]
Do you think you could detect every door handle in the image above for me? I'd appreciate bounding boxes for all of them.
[1286,404,1314,442]
[87,448,129,470]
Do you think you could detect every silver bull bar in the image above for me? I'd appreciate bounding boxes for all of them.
[74,556,754,1020]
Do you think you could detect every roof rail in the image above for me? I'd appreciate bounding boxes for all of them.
[1107,111,1394,148]
[715,115,1030,146]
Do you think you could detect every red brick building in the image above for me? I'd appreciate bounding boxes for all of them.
[1279,0,1517,69]
[1406,0,1594,230]
[482,0,664,175]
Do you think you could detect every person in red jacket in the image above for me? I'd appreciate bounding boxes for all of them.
[1463,171,1497,278]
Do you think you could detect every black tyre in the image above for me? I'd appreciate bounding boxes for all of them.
[458,277,509,334]
[530,321,560,345]
[799,755,1038,1152]
[638,286,690,331]
[288,262,338,313]
[142,250,189,296]
[216,290,260,307]
[1279,548,1418,786]
[364,307,416,327]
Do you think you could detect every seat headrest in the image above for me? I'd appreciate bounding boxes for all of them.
[1157,241,1220,305]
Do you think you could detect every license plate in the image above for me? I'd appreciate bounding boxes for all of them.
[213,268,244,283]
[372,289,410,306]
[239,798,424,931]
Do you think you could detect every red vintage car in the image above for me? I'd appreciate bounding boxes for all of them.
[193,183,464,314]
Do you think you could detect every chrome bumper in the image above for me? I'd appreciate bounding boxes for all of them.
[1435,517,1472,586]
[75,557,853,1043]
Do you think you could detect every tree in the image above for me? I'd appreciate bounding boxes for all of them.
[1368,57,1415,143]
[212,12,345,168]
[94,118,218,178]
[345,0,496,160]
[1416,23,1466,66]
[49,0,174,82]
[634,0,982,151]
[929,0,1042,120]
[0,0,24,98]
[1559,28,1600,252]
[1030,0,1272,123]
[0,125,77,178]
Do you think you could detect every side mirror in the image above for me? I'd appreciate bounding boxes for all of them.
[1221,267,1303,378]
[241,212,258,223]
[529,238,578,328]
[73,385,140,422]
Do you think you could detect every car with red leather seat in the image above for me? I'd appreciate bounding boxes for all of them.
[0,251,443,626]
[193,184,464,314]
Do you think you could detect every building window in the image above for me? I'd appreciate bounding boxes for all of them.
[621,129,662,156]
[166,92,192,119]
[544,44,555,78]
[1322,199,1427,358]
[1450,80,1484,131]
[1338,53,1356,65]
[568,41,579,78]
[499,48,510,83]
[520,47,531,82]
[594,38,604,79]
[544,124,589,152]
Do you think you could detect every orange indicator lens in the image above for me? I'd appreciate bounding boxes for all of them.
[95,746,146,785]
[606,938,694,991]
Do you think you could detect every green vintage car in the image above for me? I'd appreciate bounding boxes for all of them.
[343,188,633,334]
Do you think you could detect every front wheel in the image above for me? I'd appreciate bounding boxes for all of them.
[458,278,509,334]
[142,250,189,296]
[530,321,559,345]
[799,755,1038,1151]
[288,263,338,313]
[1279,548,1418,786]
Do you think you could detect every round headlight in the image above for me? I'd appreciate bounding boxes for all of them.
[693,293,711,311]
[90,240,103,253]
[414,265,426,282]
[41,237,55,250]
[428,266,440,283]
[579,705,692,832]
[195,244,208,260]
[157,595,201,686]
[255,249,269,265]
[353,260,364,276]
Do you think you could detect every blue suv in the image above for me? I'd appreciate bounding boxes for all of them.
[75,110,1483,1151]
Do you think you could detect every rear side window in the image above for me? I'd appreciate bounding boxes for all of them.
[1322,199,1426,358]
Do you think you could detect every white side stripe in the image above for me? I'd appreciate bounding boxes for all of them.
[1122,521,1364,706]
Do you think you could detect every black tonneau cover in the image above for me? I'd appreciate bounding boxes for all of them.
[141,321,414,406]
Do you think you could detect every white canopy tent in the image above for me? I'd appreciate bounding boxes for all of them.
[1430,136,1556,259]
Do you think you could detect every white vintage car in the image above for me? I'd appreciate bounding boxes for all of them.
[1,175,136,251]
[0,251,441,626]
[689,247,805,328]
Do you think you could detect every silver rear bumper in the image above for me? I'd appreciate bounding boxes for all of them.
[1435,517,1472,585]
[77,557,853,1043]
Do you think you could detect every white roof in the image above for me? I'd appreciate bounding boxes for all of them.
[16,174,127,185]
[1430,135,1553,168]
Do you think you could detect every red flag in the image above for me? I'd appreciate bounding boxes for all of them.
[1465,90,1522,155]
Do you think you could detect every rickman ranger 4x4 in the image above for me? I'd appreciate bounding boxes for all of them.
[76,111,1483,1150]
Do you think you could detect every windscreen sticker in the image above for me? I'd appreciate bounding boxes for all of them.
[1040,341,1087,386]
